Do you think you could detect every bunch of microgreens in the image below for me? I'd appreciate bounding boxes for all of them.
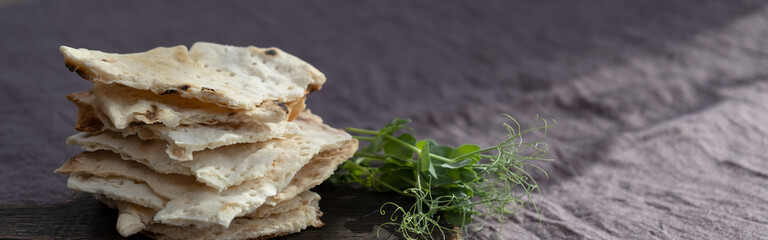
[330,114,555,239]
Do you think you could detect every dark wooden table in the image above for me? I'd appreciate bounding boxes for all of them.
[0,184,458,240]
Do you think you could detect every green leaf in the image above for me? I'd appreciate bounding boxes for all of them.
[458,167,479,183]
[378,170,415,191]
[361,118,413,154]
[415,139,426,149]
[439,158,473,169]
[450,144,481,158]
[361,135,385,153]
[430,145,453,158]
[425,139,439,148]
[383,133,416,157]
[427,161,438,180]
[333,114,556,240]
[434,183,473,199]
[418,140,438,179]
[378,157,414,173]
[382,118,411,135]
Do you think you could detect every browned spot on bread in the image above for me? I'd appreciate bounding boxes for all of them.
[161,89,178,95]
[144,105,159,121]
[75,69,94,80]
[100,58,117,63]
[179,84,190,91]
[65,61,97,80]
[265,49,277,56]
[76,115,104,133]
[202,87,216,93]
[67,91,105,133]
[65,62,78,72]
[228,112,236,116]
[307,84,322,93]
[74,105,104,133]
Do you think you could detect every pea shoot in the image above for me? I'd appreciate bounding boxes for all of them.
[330,114,555,239]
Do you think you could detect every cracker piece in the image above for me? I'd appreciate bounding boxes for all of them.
[66,111,350,191]
[91,83,289,128]
[69,139,354,235]
[65,173,167,210]
[56,138,355,227]
[101,191,321,237]
[67,90,301,161]
[60,42,324,110]
[146,203,323,240]
[266,138,357,205]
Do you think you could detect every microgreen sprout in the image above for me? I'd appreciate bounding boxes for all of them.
[330,114,555,239]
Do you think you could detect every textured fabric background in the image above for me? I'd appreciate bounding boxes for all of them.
[1,1,767,239]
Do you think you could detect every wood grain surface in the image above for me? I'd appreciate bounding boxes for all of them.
[0,184,458,240]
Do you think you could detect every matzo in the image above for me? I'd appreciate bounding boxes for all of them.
[92,82,294,128]
[98,191,321,237]
[267,138,358,205]
[146,203,323,240]
[68,90,300,161]
[66,111,351,191]
[56,140,356,227]
[65,173,167,210]
[60,42,324,110]
[81,140,355,235]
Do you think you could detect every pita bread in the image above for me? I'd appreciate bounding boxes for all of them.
[60,42,324,110]
[67,90,300,161]
[66,111,351,191]
[91,82,296,128]
[56,140,356,227]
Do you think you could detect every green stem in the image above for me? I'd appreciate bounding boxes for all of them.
[346,127,381,135]
[353,152,412,163]
[353,136,376,142]
[347,127,453,163]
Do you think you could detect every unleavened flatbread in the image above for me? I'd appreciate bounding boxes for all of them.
[96,191,321,238]
[56,140,356,227]
[67,111,350,191]
[67,90,301,161]
[60,42,324,110]
[146,203,322,240]
[91,82,300,128]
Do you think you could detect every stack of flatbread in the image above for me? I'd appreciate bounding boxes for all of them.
[54,42,357,240]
